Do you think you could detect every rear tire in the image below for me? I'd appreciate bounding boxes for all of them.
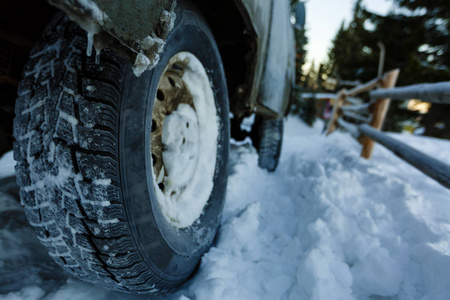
[13,3,229,295]
[255,118,283,172]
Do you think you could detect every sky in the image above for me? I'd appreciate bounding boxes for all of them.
[304,0,393,69]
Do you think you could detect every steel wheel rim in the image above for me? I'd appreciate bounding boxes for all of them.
[150,52,219,229]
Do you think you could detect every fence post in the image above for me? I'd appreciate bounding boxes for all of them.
[361,69,400,159]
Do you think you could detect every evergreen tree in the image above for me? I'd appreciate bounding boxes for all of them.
[326,1,376,83]
[394,0,450,68]
[290,0,307,86]
[392,0,450,138]
[290,1,317,126]
[325,0,450,136]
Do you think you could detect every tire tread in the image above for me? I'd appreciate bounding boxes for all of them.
[13,14,182,294]
[257,118,283,172]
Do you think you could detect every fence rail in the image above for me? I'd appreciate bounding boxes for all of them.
[370,81,450,104]
[341,103,371,114]
[324,69,450,190]
[342,110,370,123]
[359,124,450,189]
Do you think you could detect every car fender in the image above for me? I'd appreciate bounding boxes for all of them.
[49,0,176,75]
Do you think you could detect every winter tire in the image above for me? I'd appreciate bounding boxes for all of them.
[13,2,229,295]
[255,117,283,172]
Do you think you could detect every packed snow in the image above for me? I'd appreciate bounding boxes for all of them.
[1,117,450,299]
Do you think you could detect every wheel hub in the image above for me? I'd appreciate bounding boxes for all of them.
[151,58,195,186]
[150,52,219,228]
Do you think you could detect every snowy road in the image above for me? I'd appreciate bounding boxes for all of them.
[1,117,450,300]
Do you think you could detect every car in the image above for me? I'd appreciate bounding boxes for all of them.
[2,0,305,294]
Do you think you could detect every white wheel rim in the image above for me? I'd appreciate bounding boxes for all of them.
[150,52,219,228]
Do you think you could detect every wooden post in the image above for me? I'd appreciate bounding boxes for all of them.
[326,90,346,136]
[361,69,400,159]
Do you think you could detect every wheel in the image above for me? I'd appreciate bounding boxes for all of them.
[13,2,229,294]
[255,117,283,172]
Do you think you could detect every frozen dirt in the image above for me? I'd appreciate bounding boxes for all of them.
[1,117,450,300]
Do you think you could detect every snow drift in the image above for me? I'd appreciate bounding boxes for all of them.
[1,117,450,299]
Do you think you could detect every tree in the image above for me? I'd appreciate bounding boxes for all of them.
[294,27,307,86]
[394,0,450,68]
[290,0,308,85]
[326,1,376,83]
[290,0,317,126]
[392,0,450,138]
[325,0,450,136]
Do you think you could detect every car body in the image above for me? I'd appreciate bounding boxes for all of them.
[0,0,300,154]
[49,0,296,119]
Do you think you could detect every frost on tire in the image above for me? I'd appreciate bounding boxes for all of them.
[13,13,153,293]
[13,4,229,294]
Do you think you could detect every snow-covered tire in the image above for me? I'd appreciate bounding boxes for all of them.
[256,118,283,172]
[13,3,229,295]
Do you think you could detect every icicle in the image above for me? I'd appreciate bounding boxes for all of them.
[86,32,94,57]
[95,47,101,64]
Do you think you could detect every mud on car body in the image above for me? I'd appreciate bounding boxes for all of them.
[1,0,305,294]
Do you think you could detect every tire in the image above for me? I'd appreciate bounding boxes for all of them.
[255,118,283,172]
[13,2,229,295]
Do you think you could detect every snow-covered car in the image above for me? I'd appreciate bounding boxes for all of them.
[5,0,304,294]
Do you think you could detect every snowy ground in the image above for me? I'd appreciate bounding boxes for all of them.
[1,117,450,300]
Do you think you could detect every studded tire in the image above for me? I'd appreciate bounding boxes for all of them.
[13,3,229,295]
[255,117,283,172]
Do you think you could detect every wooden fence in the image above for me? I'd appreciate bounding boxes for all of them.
[324,69,450,189]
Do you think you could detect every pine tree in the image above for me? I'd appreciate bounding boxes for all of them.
[392,0,450,139]
[325,0,450,136]
[394,0,450,68]
[290,0,308,86]
[325,1,376,83]
[290,1,316,126]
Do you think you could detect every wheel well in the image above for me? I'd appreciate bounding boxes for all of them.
[191,0,255,116]
[191,1,256,142]
[0,0,255,155]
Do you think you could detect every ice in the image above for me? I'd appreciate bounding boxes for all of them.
[76,0,105,24]
[240,114,255,132]
[92,179,111,186]
[97,218,119,225]
[58,0,175,77]
[141,35,164,52]
[132,53,154,77]
[2,117,450,299]
[160,10,176,33]
[0,151,15,178]
[86,32,94,57]
[95,47,101,65]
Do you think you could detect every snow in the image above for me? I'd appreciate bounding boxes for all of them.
[1,117,450,299]
[160,10,176,33]
[162,104,199,188]
[56,0,176,77]
[132,53,153,77]
[240,114,255,132]
[0,151,15,178]
[154,52,219,228]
